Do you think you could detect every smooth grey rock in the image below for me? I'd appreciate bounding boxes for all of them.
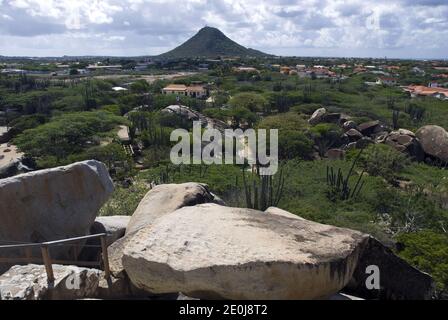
[109,183,221,278]
[122,203,369,300]
[416,125,448,163]
[0,160,114,272]
[79,215,131,262]
[308,108,327,125]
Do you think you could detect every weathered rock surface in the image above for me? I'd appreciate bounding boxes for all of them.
[122,203,368,300]
[93,216,130,245]
[126,182,222,235]
[416,125,448,163]
[0,160,114,271]
[385,129,424,160]
[109,183,222,278]
[358,120,381,135]
[345,129,363,141]
[345,237,435,300]
[321,113,341,124]
[162,105,200,121]
[308,107,327,125]
[79,215,130,262]
[0,264,101,300]
[264,206,306,220]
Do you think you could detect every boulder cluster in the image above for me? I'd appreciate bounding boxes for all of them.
[0,162,435,300]
[309,107,448,164]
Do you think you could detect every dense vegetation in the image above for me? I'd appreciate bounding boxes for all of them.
[2,55,448,298]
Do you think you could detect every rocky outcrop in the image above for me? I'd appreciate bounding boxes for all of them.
[126,182,222,235]
[358,120,381,136]
[122,203,369,300]
[345,237,435,300]
[109,183,222,278]
[0,264,101,300]
[416,125,448,163]
[342,121,357,131]
[345,129,363,141]
[385,129,424,160]
[0,160,114,272]
[308,108,327,125]
[0,264,142,300]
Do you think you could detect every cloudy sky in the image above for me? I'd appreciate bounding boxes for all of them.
[0,0,447,58]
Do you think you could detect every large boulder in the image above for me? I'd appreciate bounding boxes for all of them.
[416,125,448,163]
[308,108,327,125]
[358,120,381,136]
[0,160,114,271]
[0,264,101,300]
[122,203,369,300]
[126,182,222,235]
[385,129,424,161]
[109,183,222,278]
[345,129,363,141]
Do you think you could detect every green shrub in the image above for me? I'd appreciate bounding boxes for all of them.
[352,144,410,182]
[396,231,448,297]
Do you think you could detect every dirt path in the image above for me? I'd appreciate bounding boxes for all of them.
[0,143,23,172]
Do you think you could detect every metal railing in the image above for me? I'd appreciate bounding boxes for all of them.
[0,233,110,282]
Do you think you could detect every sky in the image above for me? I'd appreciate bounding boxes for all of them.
[0,0,447,59]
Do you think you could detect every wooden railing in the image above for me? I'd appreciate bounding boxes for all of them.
[0,233,110,282]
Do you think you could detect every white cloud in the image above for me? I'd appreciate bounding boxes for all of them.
[0,0,447,58]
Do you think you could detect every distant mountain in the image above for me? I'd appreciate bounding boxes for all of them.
[157,27,271,59]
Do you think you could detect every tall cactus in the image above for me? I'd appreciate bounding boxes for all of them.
[326,150,365,201]
[242,165,286,211]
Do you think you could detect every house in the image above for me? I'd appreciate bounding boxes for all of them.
[404,85,448,100]
[162,84,208,98]
[353,67,367,73]
[376,77,398,86]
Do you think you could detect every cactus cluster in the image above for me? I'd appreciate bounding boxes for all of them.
[242,165,286,211]
[326,150,365,201]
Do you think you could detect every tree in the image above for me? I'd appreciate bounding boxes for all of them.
[309,123,342,157]
[14,111,124,168]
[130,80,150,94]
[229,92,268,113]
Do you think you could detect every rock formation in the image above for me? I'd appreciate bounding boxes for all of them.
[122,203,368,300]
[109,183,222,278]
[416,125,448,163]
[0,160,114,272]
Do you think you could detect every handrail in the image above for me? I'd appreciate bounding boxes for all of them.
[0,233,107,249]
[0,233,111,282]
